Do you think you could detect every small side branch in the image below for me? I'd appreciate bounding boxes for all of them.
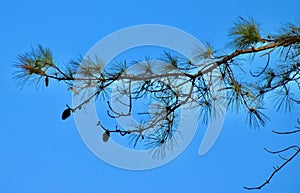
[250,53,270,77]
[244,145,300,190]
[272,129,300,135]
[272,119,300,134]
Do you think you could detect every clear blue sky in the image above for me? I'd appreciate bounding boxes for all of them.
[1,0,300,192]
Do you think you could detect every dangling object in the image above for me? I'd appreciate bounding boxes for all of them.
[45,77,49,87]
[102,131,110,142]
[61,108,71,120]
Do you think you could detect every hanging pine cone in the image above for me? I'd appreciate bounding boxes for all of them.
[45,76,49,87]
[61,108,71,120]
[102,130,110,142]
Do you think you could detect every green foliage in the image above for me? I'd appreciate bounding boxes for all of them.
[229,17,262,49]
[13,45,53,87]
[194,42,216,60]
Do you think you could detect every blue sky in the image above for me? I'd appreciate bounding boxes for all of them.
[1,0,300,192]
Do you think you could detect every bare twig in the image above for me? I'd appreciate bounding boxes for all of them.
[272,129,300,135]
[244,146,300,190]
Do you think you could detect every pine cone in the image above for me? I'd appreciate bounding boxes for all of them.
[102,131,110,142]
[61,108,71,120]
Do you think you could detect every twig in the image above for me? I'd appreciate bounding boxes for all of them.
[244,146,300,190]
[272,129,300,135]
